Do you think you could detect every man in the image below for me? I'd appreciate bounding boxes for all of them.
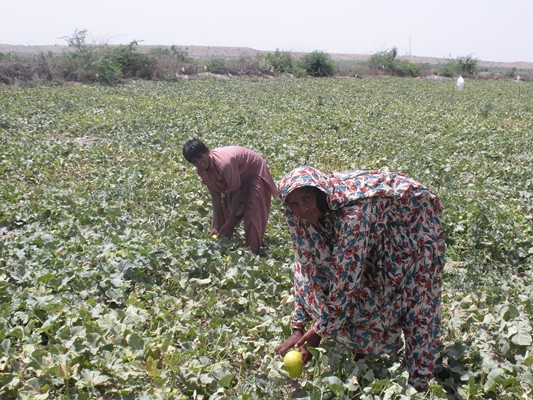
[182,138,278,254]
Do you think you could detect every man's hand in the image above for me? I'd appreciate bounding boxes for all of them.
[218,211,242,239]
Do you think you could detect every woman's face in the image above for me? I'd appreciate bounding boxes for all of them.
[285,187,324,224]
[191,152,210,171]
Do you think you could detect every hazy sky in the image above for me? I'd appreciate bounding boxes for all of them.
[2,0,532,62]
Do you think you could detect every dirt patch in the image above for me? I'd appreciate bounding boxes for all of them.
[0,226,17,240]
[55,133,98,146]
[72,136,97,146]
[426,74,452,81]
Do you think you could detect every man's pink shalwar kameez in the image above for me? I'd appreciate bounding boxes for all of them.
[196,146,277,253]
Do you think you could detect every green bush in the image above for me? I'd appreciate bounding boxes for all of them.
[438,55,479,78]
[368,47,420,77]
[395,59,420,77]
[369,47,398,74]
[436,62,458,78]
[504,68,517,79]
[58,30,158,84]
[263,49,294,73]
[205,58,229,74]
[96,50,123,84]
[0,52,11,62]
[292,66,308,78]
[298,51,337,77]
[100,41,157,82]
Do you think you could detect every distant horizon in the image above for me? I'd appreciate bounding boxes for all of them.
[1,43,532,67]
[2,39,532,65]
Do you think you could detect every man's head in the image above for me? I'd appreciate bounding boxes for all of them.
[183,139,210,170]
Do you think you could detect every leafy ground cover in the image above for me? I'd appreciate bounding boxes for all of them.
[0,77,532,399]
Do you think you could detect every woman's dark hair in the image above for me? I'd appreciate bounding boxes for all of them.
[182,139,209,163]
[316,188,329,213]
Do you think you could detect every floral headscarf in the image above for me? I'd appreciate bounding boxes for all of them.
[278,166,433,214]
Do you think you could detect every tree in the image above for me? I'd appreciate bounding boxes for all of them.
[61,29,98,81]
[456,55,478,75]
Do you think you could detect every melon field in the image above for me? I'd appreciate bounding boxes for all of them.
[0,77,532,399]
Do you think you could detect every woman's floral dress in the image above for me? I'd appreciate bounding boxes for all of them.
[279,166,446,389]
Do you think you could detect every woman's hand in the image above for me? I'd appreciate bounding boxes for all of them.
[275,329,321,365]
[296,328,322,364]
[275,330,302,356]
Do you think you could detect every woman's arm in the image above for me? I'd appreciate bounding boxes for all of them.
[313,203,376,337]
[276,274,321,364]
[291,260,313,328]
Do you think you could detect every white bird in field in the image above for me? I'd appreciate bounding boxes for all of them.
[456,75,464,90]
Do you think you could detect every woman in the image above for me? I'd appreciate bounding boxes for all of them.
[275,166,445,390]
[182,138,278,255]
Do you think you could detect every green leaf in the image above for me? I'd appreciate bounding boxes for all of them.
[6,328,23,339]
[77,369,110,387]
[211,363,235,388]
[321,375,345,395]
[127,332,145,352]
[510,325,532,347]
